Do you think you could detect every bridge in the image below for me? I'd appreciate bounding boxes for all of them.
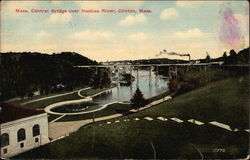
[74,62,223,68]
[74,62,224,86]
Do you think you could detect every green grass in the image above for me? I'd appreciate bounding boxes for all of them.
[79,87,113,97]
[16,76,249,159]
[24,93,82,109]
[57,90,170,122]
[58,103,131,122]
[16,87,115,109]
[131,76,249,129]
[13,86,86,104]
[147,90,170,103]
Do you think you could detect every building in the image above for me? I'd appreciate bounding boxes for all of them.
[0,103,50,158]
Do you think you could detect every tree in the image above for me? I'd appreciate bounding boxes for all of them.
[121,73,134,86]
[229,49,237,56]
[223,51,227,58]
[90,69,111,89]
[130,88,147,110]
[222,51,227,62]
[205,52,211,63]
[100,71,111,88]
[91,74,101,89]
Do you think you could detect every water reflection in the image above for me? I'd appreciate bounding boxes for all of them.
[93,70,169,105]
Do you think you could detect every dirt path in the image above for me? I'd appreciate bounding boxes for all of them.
[49,114,122,139]
[49,95,171,140]
[21,87,91,105]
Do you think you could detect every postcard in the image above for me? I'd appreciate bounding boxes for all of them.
[0,0,249,159]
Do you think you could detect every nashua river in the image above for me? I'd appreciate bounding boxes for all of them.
[92,70,169,105]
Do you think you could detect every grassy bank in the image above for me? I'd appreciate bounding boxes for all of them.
[16,76,249,159]
[57,89,170,122]
[130,76,249,129]
[58,103,131,122]
[12,86,86,104]
[17,87,113,109]
[24,93,82,109]
[79,87,114,97]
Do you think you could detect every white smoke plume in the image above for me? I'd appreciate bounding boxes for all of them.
[155,49,190,57]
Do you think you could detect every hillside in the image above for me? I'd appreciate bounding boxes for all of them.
[0,52,97,100]
[16,76,249,159]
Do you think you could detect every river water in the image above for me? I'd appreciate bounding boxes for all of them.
[92,70,169,105]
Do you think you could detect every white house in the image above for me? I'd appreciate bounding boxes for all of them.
[0,103,50,159]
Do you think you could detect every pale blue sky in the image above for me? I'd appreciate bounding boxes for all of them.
[1,1,249,61]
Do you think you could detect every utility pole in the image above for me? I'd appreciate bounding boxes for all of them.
[92,112,95,151]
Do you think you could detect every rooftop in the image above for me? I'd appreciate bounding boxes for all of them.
[0,102,44,124]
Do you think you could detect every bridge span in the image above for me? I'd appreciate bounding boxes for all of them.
[75,62,224,86]
[74,62,223,68]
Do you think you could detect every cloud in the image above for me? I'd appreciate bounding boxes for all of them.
[234,13,249,32]
[75,1,113,9]
[160,8,178,20]
[123,1,144,7]
[50,1,62,5]
[36,31,52,39]
[1,1,38,19]
[48,13,72,24]
[69,30,113,41]
[172,28,207,39]
[119,14,146,26]
[176,1,203,8]
[75,1,144,9]
[128,32,150,41]
[75,1,145,20]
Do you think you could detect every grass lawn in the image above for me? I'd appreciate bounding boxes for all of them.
[131,76,249,130]
[57,103,131,122]
[147,90,170,103]
[79,87,113,97]
[13,86,86,104]
[16,76,249,159]
[57,90,170,122]
[23,93,82,109]
[18,87,113,109]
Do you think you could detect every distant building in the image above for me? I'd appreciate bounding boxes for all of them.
[0,103,50,158]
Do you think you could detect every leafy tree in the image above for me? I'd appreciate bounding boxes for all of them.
[0,52,97,100]
[130,88,147,110]
[205,52,211,63]
[100,71,111,88]
[223,51,227,58]
[91,69,111,89]
[121,73,134,86]
[91,74,101,89]
[229,49,237,56]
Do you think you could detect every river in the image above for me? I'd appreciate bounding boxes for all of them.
[92,70,169,105]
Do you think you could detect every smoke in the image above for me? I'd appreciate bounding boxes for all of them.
[219,4,243,49]
[155,49,190,57]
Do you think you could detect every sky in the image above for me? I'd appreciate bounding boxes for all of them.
[0,0,249,62]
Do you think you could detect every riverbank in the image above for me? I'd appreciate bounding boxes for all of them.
[52,89,170,122]
[8,86,88,104]
[16,76,249,159]
[48,94,171,139]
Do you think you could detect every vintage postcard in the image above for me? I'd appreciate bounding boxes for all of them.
[0,0,249,159]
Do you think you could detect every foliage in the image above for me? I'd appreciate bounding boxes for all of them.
[91,68,111,89]
[120,73,134,86]
[223,48,249,64]
[16,77,249,159]
[205,52,211,63]
[0,52,97,100]
[130,88,147,110]
[167,48,249,95]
